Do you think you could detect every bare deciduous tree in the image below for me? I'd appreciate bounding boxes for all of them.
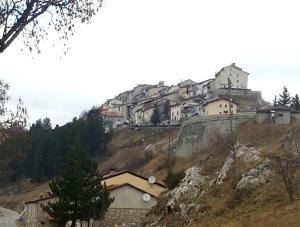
[273,128,300,202]
[0,79,27,140]
[0,0,102,53]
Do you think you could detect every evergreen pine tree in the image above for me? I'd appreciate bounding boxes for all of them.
[163,100,171,120]
[42,146,113,226]
[151,104,161,126]
[273,95,278,106]
[292,94,300,111]
[278,86,291,107]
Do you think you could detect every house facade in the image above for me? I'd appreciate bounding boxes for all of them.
[202,98,238,116]
[214,63,249,90]
[171,103,182,123]
[100,170,167,226]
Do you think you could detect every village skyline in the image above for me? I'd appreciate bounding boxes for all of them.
[1,0,300,126]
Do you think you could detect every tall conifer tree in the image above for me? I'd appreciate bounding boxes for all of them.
[278,86,291,107]
[42,147,113,226]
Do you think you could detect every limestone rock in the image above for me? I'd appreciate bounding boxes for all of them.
[237,159,274,189]
[211,144,262,186]
[166,166,208,217]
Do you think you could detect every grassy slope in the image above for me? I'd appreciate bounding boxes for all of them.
[2,119,300,227]
[189,119,300,227]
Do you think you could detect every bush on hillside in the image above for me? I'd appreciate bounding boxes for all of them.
[165,171,185,190]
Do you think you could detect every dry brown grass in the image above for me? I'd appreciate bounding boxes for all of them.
[0,180,49,210]
[190,119,300,227]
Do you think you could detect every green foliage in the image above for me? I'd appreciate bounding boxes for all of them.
[273,95,278,106]
[165,171,185,190]
[42,146,113,226]
[163,100,171,120]
[0,107,110,184]
[151,104,161,126]
[0,132,30,186]
[292,94,300,111]
[278,86,291,107]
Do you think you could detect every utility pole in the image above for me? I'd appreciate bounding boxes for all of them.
[228,78,237,185]
[168,120,171,162]
[228,78,233,135]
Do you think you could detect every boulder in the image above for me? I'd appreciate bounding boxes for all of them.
[237,159,274,189]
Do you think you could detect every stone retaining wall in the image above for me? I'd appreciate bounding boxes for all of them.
[99,208,149,227]
[173,113,256,156]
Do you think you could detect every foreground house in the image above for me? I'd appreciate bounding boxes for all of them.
[21,170,166,227]
[100,170,167,226]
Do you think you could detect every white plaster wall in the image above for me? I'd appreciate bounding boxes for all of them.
[110,185,157,209]
[171,105,181,121]
[202,99,238,116]
[215,66,248,89]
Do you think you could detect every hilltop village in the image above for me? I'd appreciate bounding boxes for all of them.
[100,63,263,130]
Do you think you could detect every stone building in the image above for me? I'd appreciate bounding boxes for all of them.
[256,106,291,124]
[22,195,56,227]
[171,103,182,123]
[214,63,249,89]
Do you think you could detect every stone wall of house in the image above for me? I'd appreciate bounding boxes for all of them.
[98,208,149,227]
[173,113,256,156]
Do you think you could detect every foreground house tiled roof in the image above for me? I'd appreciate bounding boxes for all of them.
[102,170,167,198]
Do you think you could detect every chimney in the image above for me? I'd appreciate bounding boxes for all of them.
[231,63,236,66]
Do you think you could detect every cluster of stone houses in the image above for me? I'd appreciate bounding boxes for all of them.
[100,63,262,130]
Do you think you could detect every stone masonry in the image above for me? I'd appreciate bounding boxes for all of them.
[173,113,256,156]
[99,208,149,227]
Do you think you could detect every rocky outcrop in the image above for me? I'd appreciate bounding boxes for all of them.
[166,167,208,217]
[211,144,262,186]
[212,155,234,186]
[237,159,275,189]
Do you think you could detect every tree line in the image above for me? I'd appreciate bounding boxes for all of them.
[0,107,111,186]
[274,86,300,111]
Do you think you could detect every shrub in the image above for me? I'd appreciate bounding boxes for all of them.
[226,188,253,209]
[165,171,185,190]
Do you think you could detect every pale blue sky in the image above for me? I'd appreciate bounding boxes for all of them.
[1,0,300,126]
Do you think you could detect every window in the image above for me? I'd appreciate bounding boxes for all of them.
[225,104,228,108]
[224,110,229,114]
[219,112,222,115]
[177,111,179,115]
[237,80,239,83]
[220,104,222,108]
[230,74,232,77]
[231,104,233,108]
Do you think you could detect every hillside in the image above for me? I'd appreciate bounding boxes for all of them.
[144,119,300,227]
[2,119,300,227]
